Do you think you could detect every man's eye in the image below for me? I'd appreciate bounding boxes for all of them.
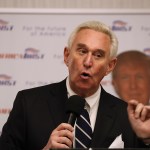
[78,49,87,54]
[95,54,101,58]
[94,52,102,58]
[136,75,144,80]
[121,76,129,80]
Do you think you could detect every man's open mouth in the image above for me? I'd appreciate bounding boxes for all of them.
[81,72,91,78]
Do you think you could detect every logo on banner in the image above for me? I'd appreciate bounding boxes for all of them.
[0,108,11,114]
[143,48,150,56]
[0,48,44,59]
[111,20,132,31]
[24,48,44,59]
[0,19,14,31]
[0,74,16,86]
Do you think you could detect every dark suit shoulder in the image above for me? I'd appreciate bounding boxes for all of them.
[12,79,67,110]
[101,87,127,107]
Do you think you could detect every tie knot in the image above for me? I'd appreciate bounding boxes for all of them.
[85,102,90,111]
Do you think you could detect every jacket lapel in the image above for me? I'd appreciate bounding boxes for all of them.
[45,81,122,148]
[46,79,69,126]
[91,87,120,148]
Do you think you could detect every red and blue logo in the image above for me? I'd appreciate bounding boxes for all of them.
[111,20,132,31]
[24,48,44,59]
[0,48,44,59]
[0,74,16,86]
[0,19,14,31]
[143,48,150,56]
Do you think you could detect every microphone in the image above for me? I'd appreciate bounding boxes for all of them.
[66,95,85,127]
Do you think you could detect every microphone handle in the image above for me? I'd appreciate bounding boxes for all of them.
[68,113,77,127]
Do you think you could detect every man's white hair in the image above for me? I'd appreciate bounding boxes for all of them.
[67,20,118,58]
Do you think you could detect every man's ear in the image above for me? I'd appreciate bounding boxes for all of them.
[105,58,117,76]
[64,47,70,66]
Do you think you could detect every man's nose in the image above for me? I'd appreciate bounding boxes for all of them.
[83,53,93,68]
[130,77,137,89]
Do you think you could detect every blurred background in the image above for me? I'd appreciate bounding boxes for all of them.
[0,0,150,134]
[0,0,150,9]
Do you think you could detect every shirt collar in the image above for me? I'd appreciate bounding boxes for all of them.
[66,76,101,110]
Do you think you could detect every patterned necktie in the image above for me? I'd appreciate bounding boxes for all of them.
[75,107,92,148]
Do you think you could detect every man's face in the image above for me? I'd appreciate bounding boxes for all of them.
[112,63,150,104]
[64,29,116,97]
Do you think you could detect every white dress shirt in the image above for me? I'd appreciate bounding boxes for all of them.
[66,77,101,131]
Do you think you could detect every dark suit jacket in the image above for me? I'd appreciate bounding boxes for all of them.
[0,79,147,149]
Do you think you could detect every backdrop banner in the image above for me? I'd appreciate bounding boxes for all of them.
[0,9,150,133]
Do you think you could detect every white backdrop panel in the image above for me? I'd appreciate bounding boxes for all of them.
[0,9,150,133]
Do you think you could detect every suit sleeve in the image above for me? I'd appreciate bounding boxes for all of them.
[0,91,27,150]
[121,103,149,148]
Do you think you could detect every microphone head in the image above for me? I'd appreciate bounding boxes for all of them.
[66,95,85,116]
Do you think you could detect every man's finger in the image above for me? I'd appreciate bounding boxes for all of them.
[127,100,138,114]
